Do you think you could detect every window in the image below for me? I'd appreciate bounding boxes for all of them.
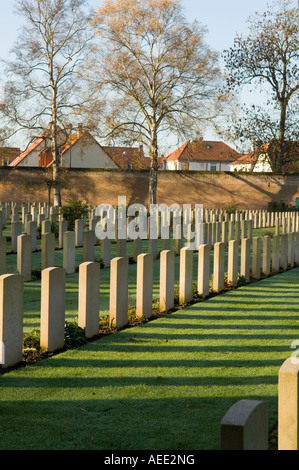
[210,164,217,171]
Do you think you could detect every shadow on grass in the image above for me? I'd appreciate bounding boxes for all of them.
[1,268,298,450]
[0,395,271,451]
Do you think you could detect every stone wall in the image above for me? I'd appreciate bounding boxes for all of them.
[1,167,298,209]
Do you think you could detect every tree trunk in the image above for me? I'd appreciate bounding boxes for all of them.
[276,100,287,173]
[52,161,61,207]
[149,165,158,206]
[149,128,158,207]
[50,122,61,207]
[50,80,61,207]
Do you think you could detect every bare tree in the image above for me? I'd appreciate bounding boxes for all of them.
[223,0,299,172]
[90,0,228,205]
[0,0,94,206]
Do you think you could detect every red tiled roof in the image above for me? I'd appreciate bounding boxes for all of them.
[8,128,161,171]
[165,140,240,163]
[40,133,148,170]
[9,137,44,166]
[60,131,93,155]
[38,131,102,167]
[9,126,68,167]
[231,141,299,173]
[101,146,147,170]
[231,143,271,166]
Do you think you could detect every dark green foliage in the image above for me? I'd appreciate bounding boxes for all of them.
[37,222,59,239]
[237,274,247,286]
[268,200,299,212]
[64,321,87,350]
[267,200,288,212]
[51,222,59,238]
[23,329,41,350]
[31,268,42,280]
[60,199,89,231]
[225,204,239,215]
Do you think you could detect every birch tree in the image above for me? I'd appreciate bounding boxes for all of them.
[224,0,299,172]
[1,0,94,206]
[91,0,227,205]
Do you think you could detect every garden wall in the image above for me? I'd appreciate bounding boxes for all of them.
[0,167,298,209]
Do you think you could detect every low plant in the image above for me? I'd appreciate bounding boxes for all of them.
[31,268,42,280]
[237,274,247,286]
[23,328,41,351]
[37,222,59,239]
[225,204,239,215]
[60,199,89,231]
[64,321,87,350]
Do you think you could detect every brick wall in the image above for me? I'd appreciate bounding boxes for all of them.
[1,167,298,209]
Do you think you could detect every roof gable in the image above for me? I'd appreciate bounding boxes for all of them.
[9,138,44,166]
[231,141,299,173]
[165,140,241,163]
[101,145,147,170]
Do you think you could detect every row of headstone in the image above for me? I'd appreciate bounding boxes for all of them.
[203,208,299,229]
[6,212,299,281]
[5,200,299,230]
[1,230,299,369]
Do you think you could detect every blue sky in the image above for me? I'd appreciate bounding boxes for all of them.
[0,0,279,150]
[0,0,273,59]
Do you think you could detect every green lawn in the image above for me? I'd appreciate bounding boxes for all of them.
[0,266,298,450]
[4,225,276,333]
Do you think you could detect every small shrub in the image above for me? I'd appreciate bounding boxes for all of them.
[37,224,42,239]
[267,200,287,212]
[32,268,42,280]
[37,222,59,239]
[60,199,89,231]
[225,204,239,215]
[64,321,87,350]
[237,274,247,286]
[23,329,41,350]
[51,222,59,238]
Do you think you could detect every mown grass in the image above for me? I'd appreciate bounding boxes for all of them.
[0,266,298,450]
[4,225,276,333]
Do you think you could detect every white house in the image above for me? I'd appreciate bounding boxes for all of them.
[163,139,241,171]
[9,129,148,170]
[230,152,272,172]
[230,141,299,173]
[10,136,46,167]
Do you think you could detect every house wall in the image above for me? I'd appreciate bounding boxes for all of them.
[166,160,232,171]
[0,168,298,210]
[61,138,118,169]
[230,155,272,173]
[17,144,44,167]
[253,155,272,172]
[165,160,179,170]
[189,162,207,171]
